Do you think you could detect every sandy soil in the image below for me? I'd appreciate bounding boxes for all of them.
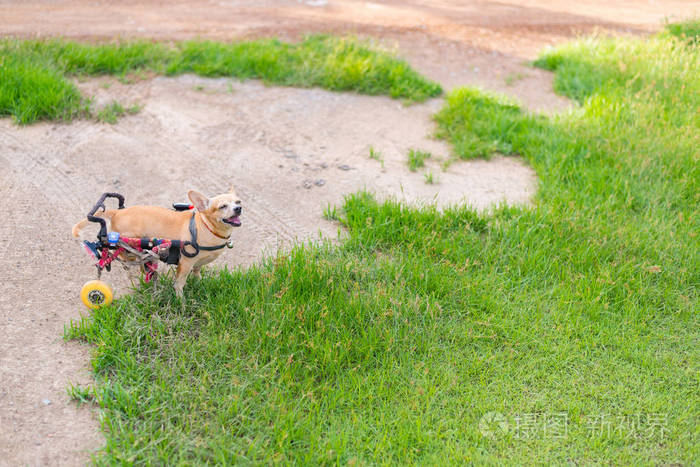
[1,1,697,465]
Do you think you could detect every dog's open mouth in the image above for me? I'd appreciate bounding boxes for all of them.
[223,215,242,227]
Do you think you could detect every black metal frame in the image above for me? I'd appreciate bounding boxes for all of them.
[87,192,125,242]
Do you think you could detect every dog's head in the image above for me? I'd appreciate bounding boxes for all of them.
[188,187,242,228]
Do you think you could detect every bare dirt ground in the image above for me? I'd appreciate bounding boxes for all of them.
[1,1,697,465]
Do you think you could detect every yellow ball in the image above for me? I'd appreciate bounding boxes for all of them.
[80,280,114,310]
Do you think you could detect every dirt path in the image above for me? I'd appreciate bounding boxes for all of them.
[1,1,696,465]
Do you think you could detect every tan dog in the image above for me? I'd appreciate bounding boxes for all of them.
[72,188,242,295]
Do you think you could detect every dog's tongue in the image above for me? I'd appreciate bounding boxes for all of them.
[228,215,242,227]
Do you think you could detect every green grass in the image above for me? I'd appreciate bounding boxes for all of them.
[95,100,141,124]
[0,51,89,123]
[368,145,382,161]
[368,146,385,170]
[66,23,698,464]
[435,89,534,160]
[0,35,441,124]
[665,17,700,44]
[407,148,431,171]
[504,71,526,86]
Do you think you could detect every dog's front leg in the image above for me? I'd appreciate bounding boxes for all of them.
[174,260,194,297]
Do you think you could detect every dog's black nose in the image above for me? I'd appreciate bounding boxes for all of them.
[234,206,242,215]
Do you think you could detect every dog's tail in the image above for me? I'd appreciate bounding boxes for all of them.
[71,210,116,238]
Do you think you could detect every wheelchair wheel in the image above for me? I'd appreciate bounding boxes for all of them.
[80,280,114,310]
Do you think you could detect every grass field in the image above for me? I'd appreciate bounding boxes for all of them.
[0,35,442,124]
[63,24,700,464]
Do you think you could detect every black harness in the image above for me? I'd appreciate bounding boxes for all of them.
[183,213,230,256]
[165,213,230,264]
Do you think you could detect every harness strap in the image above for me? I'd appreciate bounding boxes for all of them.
[181,213,228,258]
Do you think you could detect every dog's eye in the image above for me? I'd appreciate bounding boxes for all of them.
[219,204,228,210]
[235,200,241,204]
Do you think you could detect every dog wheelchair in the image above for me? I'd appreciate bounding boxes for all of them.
[79,192,205,309]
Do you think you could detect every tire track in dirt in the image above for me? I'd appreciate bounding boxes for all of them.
[117,83,300,246]
[0,154,24,260]
[139,90,316,247]
[0,156,101,465]
[0,124,93,215]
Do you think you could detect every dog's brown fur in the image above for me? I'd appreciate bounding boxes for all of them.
[72,188,242,295]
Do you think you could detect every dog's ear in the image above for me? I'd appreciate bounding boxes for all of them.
[187,190,210,212]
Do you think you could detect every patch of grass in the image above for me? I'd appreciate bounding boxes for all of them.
[368,145,382,161]
[94,100,141,124]
[665,17,700,44]
[67,26,697,464]
[368,146,385,169]
[0,35,441,124]
[434,88,540,159]
[0,51,89,124]
[67,384,96,406]
[533,25,699,105]
[171,36,442,101]
[127,103,142,114]
[322,203,339,221]
[407,148,431,171]
[95,101,124,124]
[504,71,526,86]
[423,171,436,184]
[47,40,173,75]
